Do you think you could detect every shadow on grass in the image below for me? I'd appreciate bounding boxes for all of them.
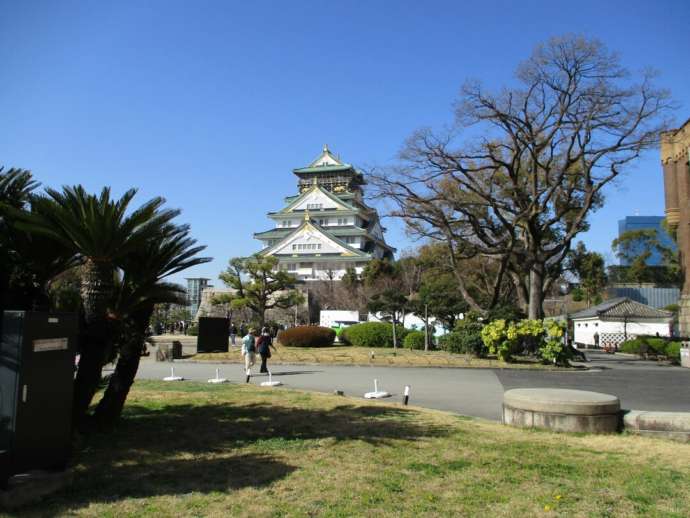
[23,396,447,514]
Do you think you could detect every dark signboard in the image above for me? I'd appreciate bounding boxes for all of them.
[197,317,229,353]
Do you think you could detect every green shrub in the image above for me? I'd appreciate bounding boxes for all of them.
[665,341,682,364]
[341,322,409,348]
[438,323,486,356]
[438,332,461,353]
[277,326,336,347]
[621,336,671,356]
[403,330,427,350]
[187,324,198,336]
[480,318,568,364]
[620,337,642,354]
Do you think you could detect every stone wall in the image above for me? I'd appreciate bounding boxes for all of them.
[661,118,690,334]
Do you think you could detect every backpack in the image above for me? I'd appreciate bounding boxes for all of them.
[257,334,272,355]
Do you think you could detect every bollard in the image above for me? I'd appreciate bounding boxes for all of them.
[208,368,228,384]
[163,366,184,381]
[364,378,391,399]
[403,385,410,406]
[261,371,282,387]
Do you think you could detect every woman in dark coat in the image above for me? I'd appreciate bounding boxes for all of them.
[256,326,276,373]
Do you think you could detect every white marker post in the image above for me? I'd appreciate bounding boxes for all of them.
[364,378,391,399]
[208,368,228,384]
[403,385,411,406]
[260,371,283,387]
[163,367,184,381]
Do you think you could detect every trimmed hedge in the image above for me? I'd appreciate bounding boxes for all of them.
[341,322,409,348]
[277,326,336,347]
[665,342,682,364]
[403,330,427,350]
[620,336,667,356]
[620,336,682,363]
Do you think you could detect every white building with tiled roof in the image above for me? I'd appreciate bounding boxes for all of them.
[571,297,673,348]
[254,145,395,281]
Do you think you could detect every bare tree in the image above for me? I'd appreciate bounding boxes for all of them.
[373,35,674,318]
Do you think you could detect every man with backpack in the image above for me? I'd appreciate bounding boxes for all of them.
[241,328,257,373]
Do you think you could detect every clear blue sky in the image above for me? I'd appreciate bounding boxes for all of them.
[2,1,689,285]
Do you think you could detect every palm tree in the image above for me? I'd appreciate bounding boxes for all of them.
[18,186,181,427]
[93,224,210,428]
[0,168,57,319]
[0,167,38,208]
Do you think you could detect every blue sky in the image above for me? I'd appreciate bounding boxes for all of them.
[2,1,689,285]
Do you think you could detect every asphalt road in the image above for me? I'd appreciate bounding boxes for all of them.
[135,351,690,421]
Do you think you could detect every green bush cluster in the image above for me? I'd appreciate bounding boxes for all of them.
[480,319,569,364]
[187,324,199,336]
[277,326,336,347]
[620,336,682,363]
[341,322,409,348]
[438,320,486,356]
[403,330,427,350]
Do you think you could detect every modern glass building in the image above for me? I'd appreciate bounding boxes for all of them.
[185,277,211,318]
[617,216,676,266]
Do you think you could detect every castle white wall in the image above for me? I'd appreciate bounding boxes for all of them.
[573,317,672,346]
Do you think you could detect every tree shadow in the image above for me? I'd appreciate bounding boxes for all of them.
[19,400,447,514]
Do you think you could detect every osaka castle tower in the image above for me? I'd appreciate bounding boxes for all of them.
[254,145,395,281]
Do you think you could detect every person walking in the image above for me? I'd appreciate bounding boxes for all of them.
[242,328,257,373]
[229,322,238,346]
[256,326,276,373]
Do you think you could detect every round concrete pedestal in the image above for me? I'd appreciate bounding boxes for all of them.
[503,388,620,434]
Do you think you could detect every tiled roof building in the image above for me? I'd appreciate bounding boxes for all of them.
[254,146,395,281]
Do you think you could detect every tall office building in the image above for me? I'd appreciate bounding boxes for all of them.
[617,216,676,266]
[186,277,211,317]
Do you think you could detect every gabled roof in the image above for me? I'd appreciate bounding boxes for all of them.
[259,217,371,258]
[279,184,357,213]
[570,297,673,320]
[308,144,343,167]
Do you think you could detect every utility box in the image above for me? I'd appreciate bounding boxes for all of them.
[0,311,78,476]
[681,345,690,368]
[197,317,229,353]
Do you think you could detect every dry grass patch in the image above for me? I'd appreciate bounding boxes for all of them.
[194,345,572,370]
[16,381,690,517]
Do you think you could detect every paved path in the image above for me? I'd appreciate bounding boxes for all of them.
[135,351,690,421]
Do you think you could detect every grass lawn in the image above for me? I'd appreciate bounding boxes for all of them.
[18,381,690,517]
[194,345,575,370]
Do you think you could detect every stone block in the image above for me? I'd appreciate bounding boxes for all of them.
[623,410,690,442]
[155,341,183,362]
[503,388,620,434]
